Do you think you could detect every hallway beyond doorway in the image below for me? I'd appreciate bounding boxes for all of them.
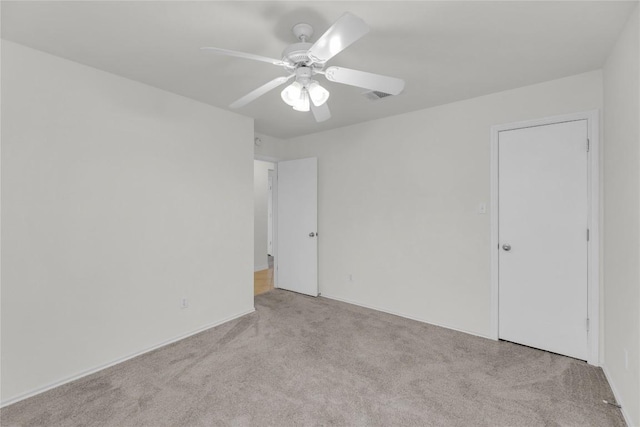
[254,255,274,296]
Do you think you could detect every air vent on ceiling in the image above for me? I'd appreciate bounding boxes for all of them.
[362,90,393,101]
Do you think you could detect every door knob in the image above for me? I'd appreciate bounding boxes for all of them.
[502,244,511,251]
[309,232,316,237]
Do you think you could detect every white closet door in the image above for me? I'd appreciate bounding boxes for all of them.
[499,120,588,360]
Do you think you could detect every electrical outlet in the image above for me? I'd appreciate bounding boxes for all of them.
[348,274,353,282]
[181,298,189,309]
[478,203,487,214]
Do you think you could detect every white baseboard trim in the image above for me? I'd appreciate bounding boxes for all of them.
[602,364,636,427]
[254,264,269,272]
[0,307,256,408]
[320,293,492,341]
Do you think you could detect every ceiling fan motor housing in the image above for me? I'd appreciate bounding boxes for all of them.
[282,42,313,65]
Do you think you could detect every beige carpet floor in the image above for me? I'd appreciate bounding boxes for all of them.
[1,290,625,426]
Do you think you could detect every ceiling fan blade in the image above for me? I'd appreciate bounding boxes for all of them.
[324,66,405,95]
[230,75,293,109]
[310,100,331,123]
[201,47,286,66]
[307,12,370,64]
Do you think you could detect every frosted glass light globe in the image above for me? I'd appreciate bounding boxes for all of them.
[307,81,330,107]
[292,89,310,112]
[281,81,304,107]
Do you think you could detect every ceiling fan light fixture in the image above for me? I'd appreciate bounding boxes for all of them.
[281,81,304,107]
[292,89,311,112]
[307,81,330,107]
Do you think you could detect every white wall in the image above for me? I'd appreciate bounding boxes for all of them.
[603,5,640,425]
[269,71,603,338]
[254,160,274,271]
[1,41,255,403]
[254,132,284,160]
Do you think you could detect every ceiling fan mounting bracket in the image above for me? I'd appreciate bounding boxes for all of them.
[292,23,314,42]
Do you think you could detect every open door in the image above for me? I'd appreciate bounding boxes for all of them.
[277,157,318,296]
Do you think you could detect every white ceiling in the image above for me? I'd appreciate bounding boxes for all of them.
[2,1,636,139]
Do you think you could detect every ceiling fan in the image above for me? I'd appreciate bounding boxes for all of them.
[201,12,405,123]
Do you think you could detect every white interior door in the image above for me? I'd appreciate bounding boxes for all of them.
[267,171,274,256]
[277,157,318,296]
[498,120,588,360]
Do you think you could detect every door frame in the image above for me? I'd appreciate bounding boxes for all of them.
[255,154,279,288]
[489,110,600,365]
[267,170,275,257]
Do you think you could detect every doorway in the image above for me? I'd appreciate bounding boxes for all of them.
[254,159,275,296]
[253,155,319,298]
[490,111,600,365]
